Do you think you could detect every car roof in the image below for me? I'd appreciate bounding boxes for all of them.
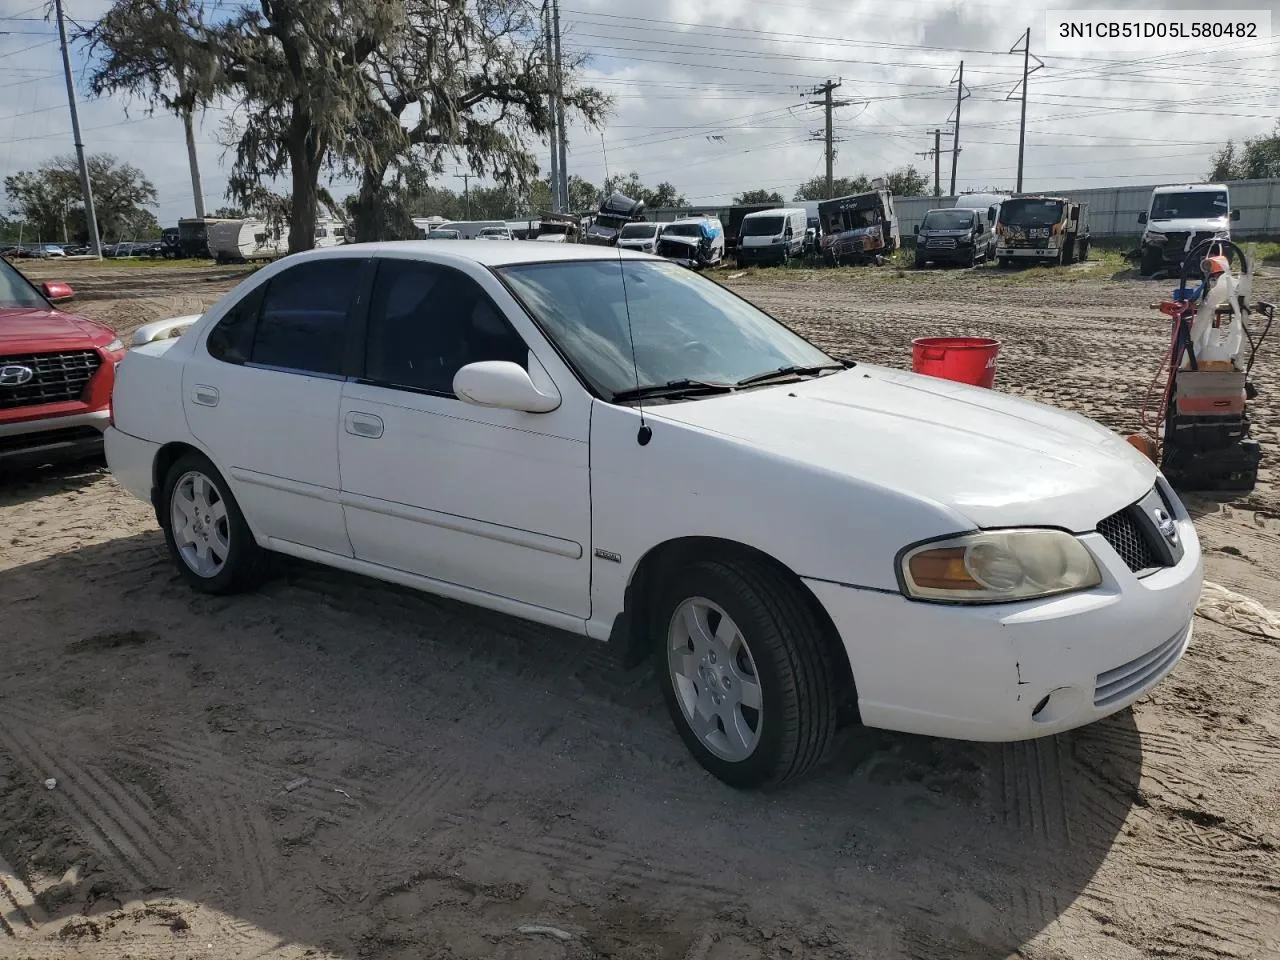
[1153,183,1227,193]
[280,240,657,267]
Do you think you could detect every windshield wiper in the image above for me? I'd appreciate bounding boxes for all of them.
[611,378,736,402]
[736,359,853,387]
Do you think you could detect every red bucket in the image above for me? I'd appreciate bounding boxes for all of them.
[911,336,1001,389]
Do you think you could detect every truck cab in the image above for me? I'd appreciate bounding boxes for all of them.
[817,190,899,266]
[1138,183,1237,277]
[995,196,1089,266]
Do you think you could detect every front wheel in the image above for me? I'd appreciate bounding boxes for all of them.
[161,452,265,594]
[655,559,840,789]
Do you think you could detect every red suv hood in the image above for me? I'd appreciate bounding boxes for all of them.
[0,307,111,347]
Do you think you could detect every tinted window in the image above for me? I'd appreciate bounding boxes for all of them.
[207,289,261,364]
[619,223,658,239]
[364,259,528,395]
[0,259,45,309]
[742,216,785,237]
[921,210,976,230]
[249,259,362,375]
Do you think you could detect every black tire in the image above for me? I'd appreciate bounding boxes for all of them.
[1140,247,1162,277]
[967,247,977,268]
[1078,240,1090,262]
[653,558,840,789]
[915,255,928,269]
[998,256,1011,269]
[160,452,265,595]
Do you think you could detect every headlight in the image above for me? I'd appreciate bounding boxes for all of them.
[1144,232,1167,246]
[104,338,125,353]
[898,529,1101,603]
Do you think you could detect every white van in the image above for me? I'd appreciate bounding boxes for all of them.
[617,221,665,253]
[1137,183,1237,276]
[736,208,807,266]
[655,216,725,269]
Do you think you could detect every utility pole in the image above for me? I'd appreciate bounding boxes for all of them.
[552,0,569,213]
[807,79,848,199]
[916,128,947,198]
[55,0,101,259]
[948,62,969,198]
[454,173,471,218]
[542,3,561,213]
[1007,28,1043,194]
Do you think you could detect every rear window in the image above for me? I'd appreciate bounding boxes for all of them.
[741,216,785,237]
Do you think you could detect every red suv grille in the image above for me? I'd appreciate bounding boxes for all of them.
[0,349,102,409]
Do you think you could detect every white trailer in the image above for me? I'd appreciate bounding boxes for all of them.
[207,219,290,264]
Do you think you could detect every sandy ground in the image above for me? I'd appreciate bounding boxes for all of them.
[1,257,1279,960]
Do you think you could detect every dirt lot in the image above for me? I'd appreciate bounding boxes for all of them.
[2,257,1280,960]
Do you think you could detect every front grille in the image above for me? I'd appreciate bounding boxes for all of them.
[1094,626,1188,707]
[926,237,958,249]
[1097,507,1159,573]
[0,350,101,409]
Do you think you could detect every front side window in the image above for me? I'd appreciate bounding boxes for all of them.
[0,259,47,310]
[249,259,363,375]
[498,259,833,400]
[363,259,528,395]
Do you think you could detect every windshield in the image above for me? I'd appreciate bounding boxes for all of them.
[999,198,1064,227]
[742,216,785,237]
[498,259,834,399]
[0,258,47,309]
[619,223,658,239]
[1150,191,1228,221]
[662,223,702,238]
[921,210,976,231]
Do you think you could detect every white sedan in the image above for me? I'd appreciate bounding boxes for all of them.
[106,241,1203,788]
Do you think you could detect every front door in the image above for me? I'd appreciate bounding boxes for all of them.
[337,257,591,618]
[183,257,368,556]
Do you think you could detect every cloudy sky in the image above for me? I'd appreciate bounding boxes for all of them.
[1,0,1277,227]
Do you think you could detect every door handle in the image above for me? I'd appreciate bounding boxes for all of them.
[345,411,384,439]
[191,385,219,407]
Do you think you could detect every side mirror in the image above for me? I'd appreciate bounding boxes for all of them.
[453,360,560,413]
[913,224,920,235]
[1137,212,1148,224]
[1231,208,1241,221]
[988,207,996,222]
[41,281,75,304]
[976,222,985,234]
[132,313,202,346]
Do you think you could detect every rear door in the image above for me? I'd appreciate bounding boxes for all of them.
[182,256,370,556]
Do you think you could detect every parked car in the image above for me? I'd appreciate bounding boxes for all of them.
[0,257,126,469]
[914,207,993,268]
[616,221,664,253]
[36,243,66,258]
[476,226,514,240]
[106,241,1204,788]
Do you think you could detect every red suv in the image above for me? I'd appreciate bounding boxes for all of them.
[0,256,126,470]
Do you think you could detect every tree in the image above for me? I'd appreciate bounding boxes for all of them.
[85,0,606,251]
[1209,123,1280,181]
[3,153,159,243]
[343,0,608,241]
[602,171,686,209]
[525,174,599,214]
[793,175,870,201]
[733,189,783,204]
[884,165,930,197]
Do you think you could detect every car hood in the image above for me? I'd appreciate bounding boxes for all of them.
[0,307,109,346]
[1145,216,1230,234]
[659,235,700,248]
[646,364,1155,532]
[920,229,973,237]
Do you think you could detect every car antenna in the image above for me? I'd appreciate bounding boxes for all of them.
[617,233,651,446]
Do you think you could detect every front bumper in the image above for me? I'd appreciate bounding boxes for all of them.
[805,510,1203,742]
[997,245,1060,259]
[917,243,974,263]
[0,409,110,469]
[737,245,788,264]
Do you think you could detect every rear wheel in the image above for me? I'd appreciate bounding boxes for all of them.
[161,452,265,594]
[654,559,840,789]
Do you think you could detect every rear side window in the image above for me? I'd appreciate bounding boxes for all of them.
[251,259,363,375]
[206,289,261,364]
